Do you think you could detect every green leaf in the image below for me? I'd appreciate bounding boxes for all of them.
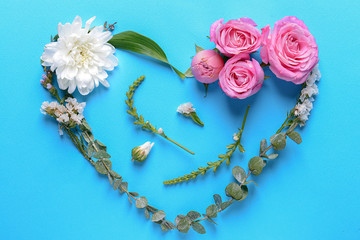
[161,222,169,232]
[108,31,185,79]
[225,183,244,200]
[206,217,217,225]
[260,139,267,154]
[187,211,201,221]
[195,44,205,53]
[82,131,94,143]
[94,159,112,175]
[238,144,245,153]
[288,131,302,144]
[220,200,233,210]
[113,179,122,190]
[267,153,279,160]
[144,208,150,219]
[232,166,246,183]
[270,133,287,151]
[87,144,94,157]
[80,119,92,132]
[185,67,194,78]
[177,218,191,233]
[119,182,128,193]
[110,170,121,179]
[107,173,113,185]
[213,194,222,208]
[129,192,139,197]
[192,222,206,234]
[164,221,177,230]
[135,197,148,209]
[206,204,218,218]
[151,210,166,222]
[94,140,107,151]
[248,157,264,176]
[238,185,248,201]
[93,150,111,159]
[175,215,187,225]
[190,112,204,126]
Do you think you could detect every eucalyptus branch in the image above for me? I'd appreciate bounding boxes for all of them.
[163,105,250,185]
[125,76,195,155]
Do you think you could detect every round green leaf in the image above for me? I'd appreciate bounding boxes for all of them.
[288,131,302,144]
[135,197,148,209]
[248,157,264,176]
[151,210,166,222]
[187,211,201,221]
[94,159,112,175]
[270,133,287,151]
[225,183,243,200]
[206,204,218,218]
[232,166,246,183]
[177,218,191,233]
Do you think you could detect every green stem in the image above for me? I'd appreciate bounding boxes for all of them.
[162,135,195,155]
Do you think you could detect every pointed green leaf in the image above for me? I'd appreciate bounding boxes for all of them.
[192,222,206,234]
[185,67,194,78]
[190,112,204,126]
[195,44,205,53]
[108,31,185,79]
[260,139,267,154]
[238,144,245,153]
[213,194,222,208]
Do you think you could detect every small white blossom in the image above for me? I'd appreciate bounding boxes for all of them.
[233,133,239,141]
[57,114,70,123]
[177,102,195,115]
[58,124,64,136]
[131,141,155,162]
[158,128,164,134]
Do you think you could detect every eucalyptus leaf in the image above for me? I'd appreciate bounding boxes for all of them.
[82,131,94,143]
[108,31,185,79]
[107,173,113,185]
[151,210,166,222]
[113,179,122,190]
[93,150,111,159]
[135,197,148,209]
[288,131,302,144]
[206,217,217,225]
[232,166,246,183]
[161,222,169,232]
[206,204,218,218]
[192,222,206,234]
[164,221,177,230]
[220,200,233,210]
[80,119,92,132]
[248,157,264,176]
[129,192,139,197]
[94,159,112,175]
[94,140,107,151]
[144,208,150,219]
[175,215,186,225]
[110,170,121,179]
[87,144,94,157]
[177,218,191,233]
[187,211,201,221]
[119,182,128,193]
[225,183,243,200]
[270,133,287,151]
[267,153,279,160]
[185,67,194,78]
[260,139,267,154]
[213,194,222,208]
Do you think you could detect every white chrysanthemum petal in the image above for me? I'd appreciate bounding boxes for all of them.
[41,16,118,95]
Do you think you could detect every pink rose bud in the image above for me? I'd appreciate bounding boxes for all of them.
[191,49,224,84]
[210,18,262,57]
[219,54,264,99]
[260,16,319,84]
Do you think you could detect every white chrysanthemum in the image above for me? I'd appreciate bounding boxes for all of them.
[177,102,195,114]
[41,16,118,95]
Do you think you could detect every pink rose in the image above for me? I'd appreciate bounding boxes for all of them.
[219,54,264,99]
[191,49,224,84]
[260,16,319,84]
[210,18,262,57]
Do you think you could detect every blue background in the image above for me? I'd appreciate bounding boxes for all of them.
[1,0,359,239]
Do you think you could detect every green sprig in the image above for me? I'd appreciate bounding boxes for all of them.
[125,76,195,155]
[163,105,250,185]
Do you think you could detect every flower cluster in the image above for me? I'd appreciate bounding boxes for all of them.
[41,98,86,126]
[294,64,321,126]
[177,102,195,114]
[190,16,319,100]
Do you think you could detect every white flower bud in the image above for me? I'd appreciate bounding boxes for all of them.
[131,141,155,162]
[158,128,164,134]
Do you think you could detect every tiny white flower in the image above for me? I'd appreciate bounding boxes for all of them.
[41,16,118,95]
[40,101,50,114]
[233,133,239,141]
[58,124,64,136]
[57,114,70,123]
[177,102,195,115]
[158,128,164,134]
[131,141,155,162]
